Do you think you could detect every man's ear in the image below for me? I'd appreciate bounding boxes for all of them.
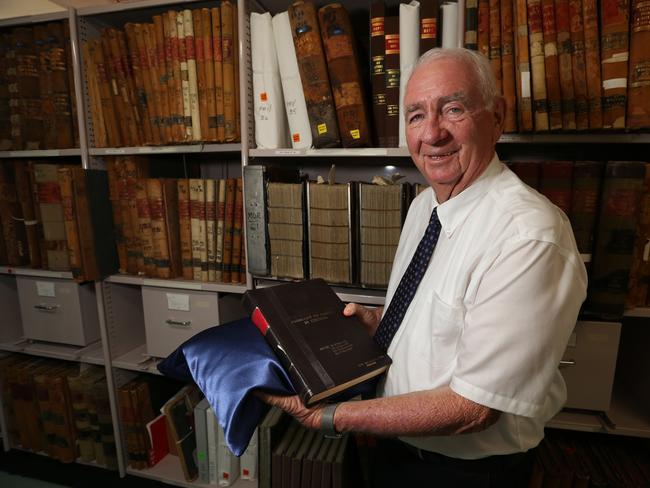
[493,96,506,136]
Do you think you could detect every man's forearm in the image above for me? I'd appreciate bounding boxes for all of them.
[334,386,500,437]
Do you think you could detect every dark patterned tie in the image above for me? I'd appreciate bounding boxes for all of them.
[374,207,442,350]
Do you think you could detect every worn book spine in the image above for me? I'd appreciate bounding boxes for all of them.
[569,161,603,255]
[568,0,589,130]
[135,178,156,277]
[134,23,162,144]
[501,0,517,132]
[233,4,241,141]
[14,27,43,150]
[35,25,55,149]
[541,0,563,130]
[177,179,192,279]
[193,10,209,142]
[83,40,107,148]
[118,29,145,145]
[176,12,193,141]
[222,178,236,283]
[183,10,202,141]
[47,22,72,149]
[211,7,226,142]
[151,17,172,143]
[627,0,650,128]
[216,178,226,281]
[465,0,479,49]
[164,11,186,142]
[527,0,550,130]
[33,163,69,270]
[0,34,12,151]
[600,0,630,129]
[489,0,503,93]
[243,165,269,276]
[91,38,121,147]
[478,0,490,56]
[514,0,534,131]
[205,179,217,281]
[268,182,307,279]
[190,178,208,281]
[289,0,341,148]
[221,0,237,142]
[582,0,603,129]
[231,177,244,283]
[383,16,400,148]
[13,162,40,268]
[370,2,387,147]
[554,0,576,130]
[122,158,144,274]
[106,158,127,273]
[540,160,574,214]
[124,23,154,145]
[201,9,218,141]
[59,21,77,148]
[146,178,171,278]
[0,162,29,266]
[101,32,129,146]
[318,3,372,148]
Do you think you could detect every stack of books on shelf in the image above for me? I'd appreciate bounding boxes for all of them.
[0,160,117,282]
[0,354,117,468]
[106,156,245,284]
[82,3,240,148]
[0,20,79,151]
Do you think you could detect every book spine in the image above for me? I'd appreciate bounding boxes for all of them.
[82,40,107,148]
[105,29,138,146]
[627,0,650,128]
[35,25,55,149]
[176,12,193,141]
[527,0,550,130]
[71,168,100,282]
[13,27,43,150]
[582,0,603,129]
[205,179,217,282]
[192,10,209,143]
[288,0,341,148]
[489,0,503,93]
[541,0,563,129]
[211,7,226,142]
[183,10,202,142]
[12,162,40,268]
[118,29,145,145]
[600,0,630,129]
[568,0,589,130]
[146,178,172,279]
[318,3,372,148]
[164,11,186,142]
[478,0,490,56]
[135,178,156,277]
[501,0,517,132]
[177,179,193,279]
[46,22,72,149]
[222,178,236,283]
[162,179,182,278]
[421,0,439,53]
[221,0,237,142]
[106,158,128,273]
[61,21,78,148]
[216,178,226,281]
[151,17,173,143]
[514,0,534,131]
[199,9,217,141]
[465,0,479,50]
[539,160,574,214]
[124,23,154,145]
[134,22,162,144]
[554,0,577,130]
[233,4,241,142]
[383,16,400,148]
[243,165,269,276]
[189,178,208,281]
[370,2,387,147]
[569,161,603,255]
[92,38,121,147]
[34,164,70,270]
[231,177,244,283]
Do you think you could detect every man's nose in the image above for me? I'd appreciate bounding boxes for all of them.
[418,114,451,145]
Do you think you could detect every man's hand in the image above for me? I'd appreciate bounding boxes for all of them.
[343,303,383,337]
[256,392,325,431]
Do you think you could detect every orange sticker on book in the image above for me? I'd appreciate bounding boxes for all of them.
[317,123,328,134]
[350,129,360,139]
[260,92,268,102]
[292,133,301,142]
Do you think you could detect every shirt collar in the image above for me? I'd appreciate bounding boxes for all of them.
[432,153,503,237]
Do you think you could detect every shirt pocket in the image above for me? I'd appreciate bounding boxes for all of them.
[425,292,464,369]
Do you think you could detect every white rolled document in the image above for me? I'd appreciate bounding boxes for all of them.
[441,2,459,48]
[399,0,420,147]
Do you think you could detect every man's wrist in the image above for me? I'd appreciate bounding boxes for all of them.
[320,403,342,438]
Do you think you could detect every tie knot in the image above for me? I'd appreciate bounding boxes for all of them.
[430,207,439,224]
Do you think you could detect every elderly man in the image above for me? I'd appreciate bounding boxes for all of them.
[260,48,587,486]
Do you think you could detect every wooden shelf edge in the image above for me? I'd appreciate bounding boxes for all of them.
[105,274,247,293]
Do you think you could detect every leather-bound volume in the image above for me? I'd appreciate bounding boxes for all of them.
[221,0,237,142]
[164,11,186,142]
[501,0,517,132]
[201,9,218,141]
[582,0,603,129]
[242,279,391,406]
[211,7,226,142]
[13,27,43,150]
[89,38,121,147]
[569,160,604,255]
[489,0,503,93]
[0,34,12,150]
[514,0,534,131]
[205,179,216,281]
[600,0,629,129]
[231,177,244,283]
[568,0,589,130]
[527,0,550,130]
[289,0,341,148]
[193,10,210,142]
[13,161,40,268]
[82,40,107,148]
[222,177,237,283]
[106,157,127,273]
[383,16,400,148]
[420,0,439,52]
[134,23,162,144]
[0,162,29,266]
[233,4,241,141]
[58,167,84,279]
[176,12,193,141]
[35,25,56,150]
[151,17,173,143]
[189,178,208,281]
[124,23,154,145]
[627,0,650,128]
[135,178,156,278]
[465,0,478,50]
[147,178,181,279]
[33,163,69,270]
[318,3,372,148]
[539,160,574,214]
[117,29,145,145]
[183,10,202,142]
[478,0,490,56]
[554,0,577,130]
[370,1,387,147]
[177,179,193,280]
[47,22,74,149]
[541,0,563,130]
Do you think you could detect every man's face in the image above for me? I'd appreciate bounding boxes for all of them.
[404,57,505,200]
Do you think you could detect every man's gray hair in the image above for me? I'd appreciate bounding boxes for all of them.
[410,48,499,110]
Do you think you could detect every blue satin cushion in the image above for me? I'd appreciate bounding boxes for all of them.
[157,317,295,456]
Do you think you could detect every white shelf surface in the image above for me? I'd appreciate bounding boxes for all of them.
[89,143,241,156]
[127,453,256,488]
[0,148,81,158]
[0,266,74,279]
[112,343,161,375]
[0,338,104,363]
[498,133,650,144]
[249,147,410,158]
[105,274,247,294]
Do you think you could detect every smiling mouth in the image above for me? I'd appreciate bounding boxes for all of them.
[423,149,459,160]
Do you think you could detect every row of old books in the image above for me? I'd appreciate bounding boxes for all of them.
[0,354,116,468]
[118,379,255,485]
[508,159,649,318]
[530,430,650,486]
[106,157,245,284]
[466,0,650,132]
[0,161,117,282]
[0,21,79,151]
[82,3,240,148]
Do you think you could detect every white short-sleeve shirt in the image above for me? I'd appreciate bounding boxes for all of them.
[379,155,587,459]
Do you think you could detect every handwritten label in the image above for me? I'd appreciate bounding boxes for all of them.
[167,293,190,312]
[36,281,56,298]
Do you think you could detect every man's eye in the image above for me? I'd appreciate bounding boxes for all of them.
[444,106,464,117]
[408,113,424,124]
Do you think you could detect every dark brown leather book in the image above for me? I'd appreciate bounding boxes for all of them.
[135,178,156,278]
[151,17,173,143]
[33,163,69,270]
[318,3,372,148]
[62,21,79,148]
[222,177,236,283]
[514,0,534,131]
[508,160,541,189]
[0,162,29,266]
[58,167,84,278]
[465,0,478,50]
[13,26,43,150]
[0,34,12,151]
[13,161,40,268]
[420,0,439,52]
[568,0,589,130]
[47,21,75,149]
[541,0,563,130]
[489,0,503,93]
[125,23,156,145]
[539,160,574,214]
[600,0,630,129]
[201,8,219,141]
[569,160,604,255]
[501,0,517,132]
[220,0,237,142]
[527,0,550,130]
[177,179,194,280]
[230,177,244,283]
[35,25,56,149]
[383,16,399,147]
[370,1,387,147]
[627,0,650,128]
[289,0,341,148]
[193,10,210,142]
[554,0,576,130]
[478,0,490,56]
[582,0,603,129]
[242,278,391,406]
[211,7,226,142]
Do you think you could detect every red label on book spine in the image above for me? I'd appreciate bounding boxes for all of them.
[252,307,269,335]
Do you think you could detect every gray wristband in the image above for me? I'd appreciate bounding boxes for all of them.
[320,403,342,438]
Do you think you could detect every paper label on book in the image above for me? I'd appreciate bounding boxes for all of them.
[167,293,190,311]
[385,34,400,54]
[421,18,437,38]
[260,92,268,102]
[36,281,56,297]
[350,129,361,139]
[292,133,301,143]
[317,123,328,135]
[371,17,385,36]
